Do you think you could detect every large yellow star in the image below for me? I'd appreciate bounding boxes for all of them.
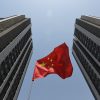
[40,62,46,67]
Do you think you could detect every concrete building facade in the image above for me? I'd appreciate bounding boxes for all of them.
[0,15,33,100]
[72,15,100,100]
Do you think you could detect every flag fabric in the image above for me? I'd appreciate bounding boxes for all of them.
[32,43,73,81]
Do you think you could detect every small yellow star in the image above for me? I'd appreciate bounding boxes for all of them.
[51,64,54,66]
[50,59,53,62]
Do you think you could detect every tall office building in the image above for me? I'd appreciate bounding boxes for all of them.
[72,15,100,100]
[0,15,33,100]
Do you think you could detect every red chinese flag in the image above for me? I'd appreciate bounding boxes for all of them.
[32,43,73,81]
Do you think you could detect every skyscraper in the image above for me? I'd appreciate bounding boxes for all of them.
[0,15,33,100]
[72,15,100,100]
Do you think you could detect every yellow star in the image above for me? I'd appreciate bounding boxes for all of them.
[40,62,46,67]
[50,59,53,62]
[51,64,54,66]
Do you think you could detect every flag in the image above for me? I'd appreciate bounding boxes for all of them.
[32,43,73,81]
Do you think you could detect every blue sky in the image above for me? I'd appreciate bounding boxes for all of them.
[0,0,100,100]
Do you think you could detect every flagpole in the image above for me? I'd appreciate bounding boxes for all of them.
[27,81,34,100]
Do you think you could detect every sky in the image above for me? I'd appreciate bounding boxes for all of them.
[0,0,100,100]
